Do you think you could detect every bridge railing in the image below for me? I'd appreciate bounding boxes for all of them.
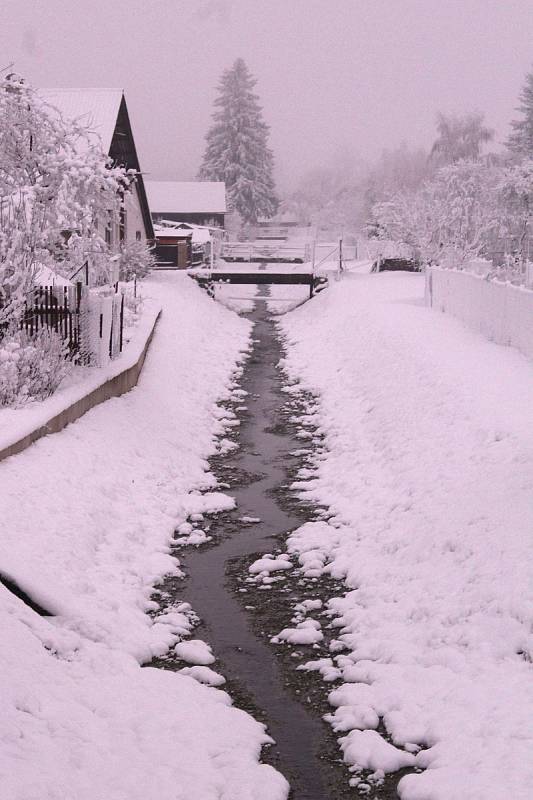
[221,242,310,263]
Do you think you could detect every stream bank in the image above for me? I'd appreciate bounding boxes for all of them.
[151,293,411,799]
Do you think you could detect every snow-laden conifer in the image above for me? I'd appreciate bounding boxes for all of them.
[507,67,533,158]
[198,59,278,224]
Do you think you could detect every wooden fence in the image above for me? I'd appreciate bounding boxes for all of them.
[21,284,84,355]
[19,283,125,364]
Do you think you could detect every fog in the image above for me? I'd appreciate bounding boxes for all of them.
[2,0,533,192]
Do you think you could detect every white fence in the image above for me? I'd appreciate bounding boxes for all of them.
[426,267,533,361]
[87,292,124,367]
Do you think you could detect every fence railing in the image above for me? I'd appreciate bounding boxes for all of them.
[222,242,311,263]
[22,284,84,355]
[20,283,126,366]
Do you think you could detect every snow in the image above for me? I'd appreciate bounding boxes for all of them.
[174,639,216,666]
[278,272,533,799]
[39,88,124,153]
[0,273,288,800]
[179,665,226,686]
[340,729,416,773]
[154,225,192,238]
[35,263,73,286]
[427,266,533,360]
[249,556,293,574]
[0,297,161,455]
[272,619,324,646]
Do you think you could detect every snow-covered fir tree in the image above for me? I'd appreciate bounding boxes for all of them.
[507,66,533,158]
[198,59,278,224]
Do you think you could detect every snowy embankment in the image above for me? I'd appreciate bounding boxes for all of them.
[0,273,287,800]
[279,272,533,800]
[0,296,160,457]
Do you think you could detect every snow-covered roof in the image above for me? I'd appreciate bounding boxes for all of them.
[146,181,226,214]
[39,88,124,154]
[35,264,73,287]
[153,226,192,239]
[191,228,212,244]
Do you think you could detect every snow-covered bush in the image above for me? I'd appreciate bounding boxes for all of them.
[116,240,155,282]
[0,328,72,407]
[373,161,501,268]
[0,73,133,326]
[496,159,533,265]
[121,286,144,330]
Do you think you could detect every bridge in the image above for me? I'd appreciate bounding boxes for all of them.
[221,241,311,263]
[190,265,327,300]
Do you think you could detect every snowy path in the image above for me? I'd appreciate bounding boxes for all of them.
[275,272,533,799]
[0,273,287,800]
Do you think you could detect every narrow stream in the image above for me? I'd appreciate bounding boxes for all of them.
[182,295,335,798]
[154,292,349,799]
[149,285,416,800]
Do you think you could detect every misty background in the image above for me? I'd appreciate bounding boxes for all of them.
[3,0,533,203]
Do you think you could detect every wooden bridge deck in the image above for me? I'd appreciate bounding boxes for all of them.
[190,267,326,299]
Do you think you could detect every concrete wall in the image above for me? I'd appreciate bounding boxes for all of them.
[426,267,533,361]
[0,310,160,464]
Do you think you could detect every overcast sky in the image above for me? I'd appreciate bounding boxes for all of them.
[3,0,533,191]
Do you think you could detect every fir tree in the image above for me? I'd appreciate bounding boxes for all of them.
[507,67,533,158]
[198,59,278,224]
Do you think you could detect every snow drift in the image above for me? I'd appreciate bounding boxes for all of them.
[279,272,533,800]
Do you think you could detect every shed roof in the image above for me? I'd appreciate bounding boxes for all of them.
[146,181,226,214]
[154,225,192,239]
[39,88,124,153]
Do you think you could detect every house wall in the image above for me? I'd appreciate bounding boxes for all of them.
[125,183,148,243]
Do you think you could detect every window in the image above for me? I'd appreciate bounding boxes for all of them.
[136,231,142,241]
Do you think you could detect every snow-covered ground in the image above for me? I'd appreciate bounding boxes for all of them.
[278,272,533,799]
[0,295,160,453]
[0,273,288,800]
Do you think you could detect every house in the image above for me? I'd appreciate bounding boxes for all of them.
[39,88,154,248]
[145,181,226,229]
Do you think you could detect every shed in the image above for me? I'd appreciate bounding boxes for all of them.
[153,225,192,269]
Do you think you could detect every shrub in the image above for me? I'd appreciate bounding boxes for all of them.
[0,328,72,407]
[116,240,155,282]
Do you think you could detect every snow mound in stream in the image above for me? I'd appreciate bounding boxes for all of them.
[175,639,216,666]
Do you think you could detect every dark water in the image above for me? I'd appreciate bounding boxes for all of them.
[150,288,414,800]
[182,298,334,798]
[161,295,346,799]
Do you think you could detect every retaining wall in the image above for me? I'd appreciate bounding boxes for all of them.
[0,304,161,463]
[426,268,533,361]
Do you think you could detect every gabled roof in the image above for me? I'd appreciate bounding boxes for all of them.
[38,88,154,240]
[39,88,124,153]
[146,181,226,214]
